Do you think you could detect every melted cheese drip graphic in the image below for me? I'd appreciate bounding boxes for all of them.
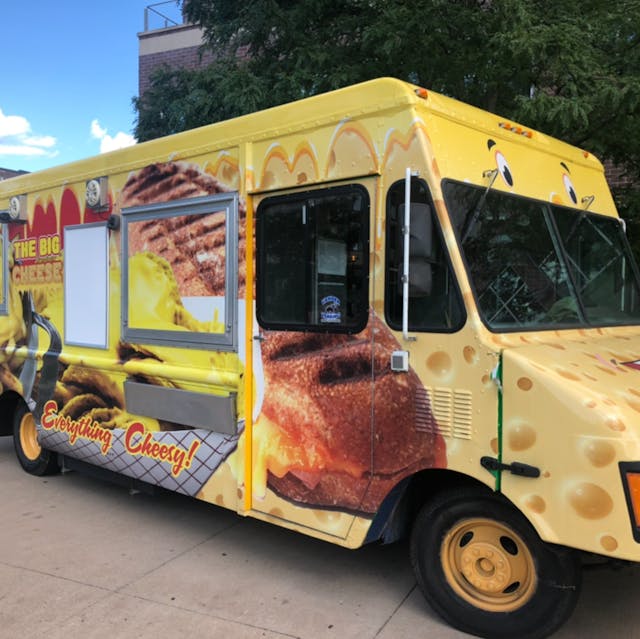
[0,252,33,365]
[128,251,225,334]
[125,250,245,418]
[0,282,28,361]
[246,414,367,498]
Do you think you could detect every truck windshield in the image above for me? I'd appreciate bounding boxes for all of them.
[443,180,640,330]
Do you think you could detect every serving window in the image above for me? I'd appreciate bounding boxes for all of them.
[257,184,369,333]
[121,193,238,351]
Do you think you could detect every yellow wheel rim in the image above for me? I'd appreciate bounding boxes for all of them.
[441,517,537,613]
[19,411,42,462]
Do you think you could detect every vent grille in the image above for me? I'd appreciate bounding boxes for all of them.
[431,387,453,437]
[415,386,438,433]
[422,387,473,440]
[452,390,473,439]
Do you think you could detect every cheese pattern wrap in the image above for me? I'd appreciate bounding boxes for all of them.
[1,78,640,564]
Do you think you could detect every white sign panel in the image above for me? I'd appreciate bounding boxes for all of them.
[64,223,109,348]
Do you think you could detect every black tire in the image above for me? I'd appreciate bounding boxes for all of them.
[13,402,59,476]
[410,487,581,639]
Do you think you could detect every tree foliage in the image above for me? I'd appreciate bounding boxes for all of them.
[134,0,640,242]
[133,62,268,141]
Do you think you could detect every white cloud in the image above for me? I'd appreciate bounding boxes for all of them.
[0,110,29,137]
[0,108,57,159]
[0,144,49,157]
[24,135,56,149]
[90,119,107,140]
[100,131,137,154]
[91,119,136,154]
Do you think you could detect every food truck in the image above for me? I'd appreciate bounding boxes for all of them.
[1,77,639,639]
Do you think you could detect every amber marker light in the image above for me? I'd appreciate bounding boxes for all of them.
[620,463,640,542]
[627,474,640,523]
[499,121,533,138]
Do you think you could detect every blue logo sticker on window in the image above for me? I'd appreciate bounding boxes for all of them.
[320,295,342,323]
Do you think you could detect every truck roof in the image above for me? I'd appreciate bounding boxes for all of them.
[0,77,604,199]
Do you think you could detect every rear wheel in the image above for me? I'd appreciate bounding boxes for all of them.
[13,402,58,475]
[410,488,580,639]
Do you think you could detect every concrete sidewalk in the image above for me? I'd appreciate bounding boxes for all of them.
[1,435,638,639]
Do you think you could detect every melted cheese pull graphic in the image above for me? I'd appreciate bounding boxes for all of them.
[128,252,225,334]
[0,251,37,364]
[248,413,367,499]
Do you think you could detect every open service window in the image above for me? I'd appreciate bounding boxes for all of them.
[257,184,369,333]
[121,193,238,351]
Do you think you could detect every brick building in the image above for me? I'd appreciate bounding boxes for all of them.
[0,168,28,181]
[138,2,213,97]
[604,160,635,191]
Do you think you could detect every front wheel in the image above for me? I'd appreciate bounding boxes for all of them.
[13,402,59,475]
[410,488,580,639]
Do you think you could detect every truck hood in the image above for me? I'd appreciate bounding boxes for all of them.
[498,331,640,556]
[501,332,640,430]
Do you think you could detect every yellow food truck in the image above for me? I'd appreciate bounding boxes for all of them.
[1,77,639,639]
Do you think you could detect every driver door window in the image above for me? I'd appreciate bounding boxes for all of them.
[257,184,369,333]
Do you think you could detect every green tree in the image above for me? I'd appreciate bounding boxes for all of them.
[134,0,640,246]
[133,62,268,141]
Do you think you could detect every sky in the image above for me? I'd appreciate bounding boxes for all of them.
[1,0,183,173]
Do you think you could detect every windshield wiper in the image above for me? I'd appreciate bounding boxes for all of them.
[461,168,499,243]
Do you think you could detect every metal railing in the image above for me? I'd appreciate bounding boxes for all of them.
[143,1,185,31]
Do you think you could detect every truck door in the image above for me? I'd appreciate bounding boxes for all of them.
[252,180,376,536]
[368,176,467,512]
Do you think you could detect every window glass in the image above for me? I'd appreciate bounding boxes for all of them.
[122,193,238,351]
[446,181,575,329]
[257,185,369,332]
[553,209,640,323]
[385,179,465,332]
[444,179,640,330]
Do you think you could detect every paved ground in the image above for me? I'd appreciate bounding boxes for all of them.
[2,435,640,639]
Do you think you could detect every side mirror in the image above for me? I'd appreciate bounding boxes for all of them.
[398,203,434,296]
